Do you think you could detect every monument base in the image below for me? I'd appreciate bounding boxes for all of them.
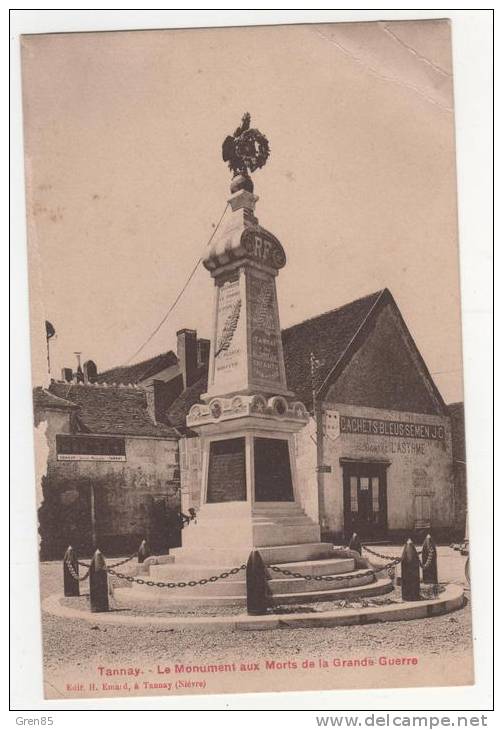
[131,539,393,607]
[179,500,321,557]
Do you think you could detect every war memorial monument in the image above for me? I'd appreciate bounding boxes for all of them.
[119,115,398,608]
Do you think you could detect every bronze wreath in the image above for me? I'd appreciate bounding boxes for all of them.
[235,129,270,173]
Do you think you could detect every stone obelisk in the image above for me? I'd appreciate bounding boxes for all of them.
[182,114,320,562]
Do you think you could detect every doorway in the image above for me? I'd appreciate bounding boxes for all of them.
[342,461,388,540]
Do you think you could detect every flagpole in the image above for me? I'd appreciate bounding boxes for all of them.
[45,321,55,378]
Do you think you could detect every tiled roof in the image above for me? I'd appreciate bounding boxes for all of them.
[167,290,385,425]
[33,386,78,411]
[95,351,178,385]
[167,375,208,433]
[448,402,465,462]
[48,381,178,438]
[282,290,384,409]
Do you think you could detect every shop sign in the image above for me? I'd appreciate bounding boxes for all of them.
[340,415,445,441]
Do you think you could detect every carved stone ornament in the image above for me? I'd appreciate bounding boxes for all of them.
[222,113,270,193]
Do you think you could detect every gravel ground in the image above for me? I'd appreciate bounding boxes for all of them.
[41,548,472,673]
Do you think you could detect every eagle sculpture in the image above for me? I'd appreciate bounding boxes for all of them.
[222,113,270,192]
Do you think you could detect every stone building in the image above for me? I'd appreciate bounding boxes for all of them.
[169,289,464,543]
[34,289,465,555]
[33,329,210,558]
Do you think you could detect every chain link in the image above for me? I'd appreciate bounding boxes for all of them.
[106,563,247,588]
[77,552,137,571]
[65,560,91,582]
[362,545,402,561]
[67,548,405,593]
[269,556,400,583]
[421,546,435,570]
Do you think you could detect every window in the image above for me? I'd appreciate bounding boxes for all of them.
[371,478,380,522]
[350,476,358,514]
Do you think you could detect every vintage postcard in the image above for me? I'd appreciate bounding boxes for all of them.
[21,19,473,700]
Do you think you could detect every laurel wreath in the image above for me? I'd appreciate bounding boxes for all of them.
[235,129,270,173]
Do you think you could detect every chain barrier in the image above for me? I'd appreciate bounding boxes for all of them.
[269,556,400,583]
[77,553,137,571]
[65,560,91,582]
[362,545,402,562]
[67,547,406,592]
[106,563,247,588]
[421,546,435,570]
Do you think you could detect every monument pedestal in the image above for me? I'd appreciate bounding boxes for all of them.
[181,393,319,560]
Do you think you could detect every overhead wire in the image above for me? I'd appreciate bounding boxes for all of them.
[122,202,229,366]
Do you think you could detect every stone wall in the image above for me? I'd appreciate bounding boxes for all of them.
[37,408,180,558]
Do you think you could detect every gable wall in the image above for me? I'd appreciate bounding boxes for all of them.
[325,303,443,416]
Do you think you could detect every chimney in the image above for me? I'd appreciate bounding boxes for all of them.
[74,352,84,383]
[83,360,98,383]
[177,329,198,388]
[197,338,210,369]
[145,380,166,425]
[61,367,73,382]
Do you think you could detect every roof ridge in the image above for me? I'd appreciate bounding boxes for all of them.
[316,289,387,396]
[34,386,78,408]
[281,290,385,335]
[98,349,175,376]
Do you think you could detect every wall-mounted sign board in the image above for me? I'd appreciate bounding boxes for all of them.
[56,434,126,462]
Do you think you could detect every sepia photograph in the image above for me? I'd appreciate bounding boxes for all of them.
[15,12,489,705]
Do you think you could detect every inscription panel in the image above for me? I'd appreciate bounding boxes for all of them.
[213,273,244,389]
[248,272,282,384]
[206,438,247,503]
[254,437,294,502]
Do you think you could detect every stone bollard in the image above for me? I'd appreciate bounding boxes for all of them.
[348,532,362,555]
[421,534,438,584]
[89,549,109,612]
[401,539,421,601]
[246,550,272,616]
[63,545,80,597]
[137,539,151,564]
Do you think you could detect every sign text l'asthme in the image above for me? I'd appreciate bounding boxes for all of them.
[340,415,445,442]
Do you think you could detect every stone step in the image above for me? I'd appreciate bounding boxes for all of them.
[271,576,393,605]
[252,504,304,513]
[252,542,336,564]
[166,542,335,566]
[122,576,392,608]
[268,568,376,595]
[181,522,321,549]
[254,523,321,547]
[147,558,356,583]
[133,568,375,597]
[252,515,313,525]
[148,563,245,582]
[268,557,356,577]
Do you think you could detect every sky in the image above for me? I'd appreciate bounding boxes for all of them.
[21,19,464,403]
